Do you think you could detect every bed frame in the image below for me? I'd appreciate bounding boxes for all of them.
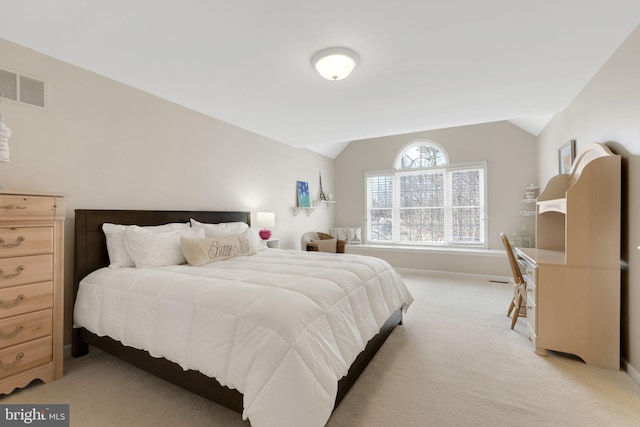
[72,209,403,414]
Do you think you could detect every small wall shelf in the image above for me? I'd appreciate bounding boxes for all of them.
[520,184,538,217]
[293,200,336,216]
[314,200,336,206]
[293,207,315,216]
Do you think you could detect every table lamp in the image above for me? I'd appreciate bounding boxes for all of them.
[256,211,275,240]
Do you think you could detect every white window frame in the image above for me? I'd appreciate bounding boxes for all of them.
[393,139,449,169]
[364,161,488,247]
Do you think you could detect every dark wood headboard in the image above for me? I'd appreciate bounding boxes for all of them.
[73,209,251,297]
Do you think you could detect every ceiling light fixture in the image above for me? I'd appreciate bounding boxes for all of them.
[311,47,359,81]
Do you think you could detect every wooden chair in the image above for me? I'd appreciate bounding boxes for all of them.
[501,233,527,329]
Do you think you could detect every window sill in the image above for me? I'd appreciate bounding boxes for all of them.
[346,243,504,257]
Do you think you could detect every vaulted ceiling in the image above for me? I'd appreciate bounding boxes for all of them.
[1,1,639,157]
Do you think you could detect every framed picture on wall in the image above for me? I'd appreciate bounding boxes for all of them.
[297,181,311,207]
[558,139,576,174]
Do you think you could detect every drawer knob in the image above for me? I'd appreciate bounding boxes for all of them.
[0,265,25,279]
[0,352,24,370]
[0,235,25,248]
[0,294,25,309]
[0,324,23,339]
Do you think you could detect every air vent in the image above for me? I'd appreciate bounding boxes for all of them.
[0,68,47,109]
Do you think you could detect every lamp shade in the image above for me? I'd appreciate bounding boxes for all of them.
[256,211,275,228]
[312,47,359,81]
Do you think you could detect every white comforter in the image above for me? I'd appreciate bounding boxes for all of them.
[73,249,413,427]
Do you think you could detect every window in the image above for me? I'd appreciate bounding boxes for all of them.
[366,141,486,246]
[395,141,448,168]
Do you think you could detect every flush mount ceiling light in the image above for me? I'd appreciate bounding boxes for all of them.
[311,47,359,81]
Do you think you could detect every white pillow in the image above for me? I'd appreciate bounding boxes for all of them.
[190,218,265,252]
[349,227,362,243]
[332,226,362,244]
[124,226,204,268]
[103,222,189,268]
[246,228,267,252]
[181,231,257,266]
[190,218,248,236]
[333,227,348,241]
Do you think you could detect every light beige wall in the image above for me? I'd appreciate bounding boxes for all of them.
[345,245,508,277]
[335,121,538,273]
[0,38,335,345]
[537,25,640,377]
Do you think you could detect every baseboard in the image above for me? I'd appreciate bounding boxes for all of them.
[64,344,72,359]
[622,357,640,385]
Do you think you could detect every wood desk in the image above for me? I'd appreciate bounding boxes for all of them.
[516,247,620,370]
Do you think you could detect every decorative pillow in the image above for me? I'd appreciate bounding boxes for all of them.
[103,222,189,268]
[190,218,265,252]
[311,238,337,253]
[349,227,362,243]
[124,226,204,268]
[333,227,348,241]
[181,231,257,266]
[332,227,362,244]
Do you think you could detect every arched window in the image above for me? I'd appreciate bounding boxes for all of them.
[366,140,486,246]
[394,140,449,169]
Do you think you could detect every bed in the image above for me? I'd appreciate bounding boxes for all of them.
[72,209,413,427]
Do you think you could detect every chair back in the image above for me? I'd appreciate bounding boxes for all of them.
[501,233,525,285]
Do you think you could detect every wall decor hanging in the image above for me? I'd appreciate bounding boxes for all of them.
[297,181,311,208]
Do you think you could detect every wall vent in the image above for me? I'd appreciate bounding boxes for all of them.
[0,68,47,109]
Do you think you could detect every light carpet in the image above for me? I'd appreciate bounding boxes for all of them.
[2,272,639,426]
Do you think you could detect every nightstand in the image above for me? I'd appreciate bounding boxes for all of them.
[265,239,279,249]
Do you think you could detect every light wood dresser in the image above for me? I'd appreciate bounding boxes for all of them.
[516,143,620,370]
[0,190,65,394]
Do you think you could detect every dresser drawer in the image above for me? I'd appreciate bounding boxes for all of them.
[0,227,53,258]
[525,280,536,305]
[0,282,52,319]
[0,309,52,350]
[0,196,56,222]
[0,254,52,289]
[0,336,52,379]
[522,261,536,286]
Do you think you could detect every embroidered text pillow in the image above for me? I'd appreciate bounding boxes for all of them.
[181,231,257,266]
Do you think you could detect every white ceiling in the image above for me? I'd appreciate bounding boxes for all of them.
[1,1,640,158]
